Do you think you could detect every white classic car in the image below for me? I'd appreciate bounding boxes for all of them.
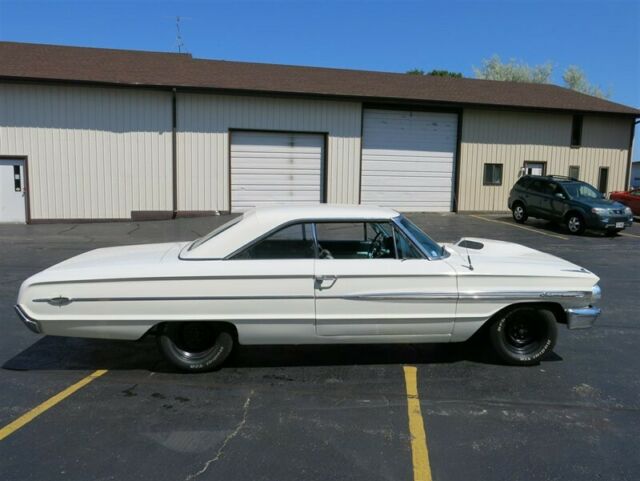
[15,205,601,371]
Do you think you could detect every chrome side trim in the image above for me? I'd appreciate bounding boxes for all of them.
[33,290,591,305]
[33,295,315,304]
[14,305,41,333]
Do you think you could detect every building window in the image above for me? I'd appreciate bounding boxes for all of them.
[571,115,583,147]
[568,165,580,180]
[483,163,503,186]
[598,167,609,194]
[523,161,546,176]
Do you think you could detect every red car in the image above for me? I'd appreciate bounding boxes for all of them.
[610,189,640,215]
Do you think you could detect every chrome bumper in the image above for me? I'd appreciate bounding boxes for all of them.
[14,305,41,334]
[565,306,601,330]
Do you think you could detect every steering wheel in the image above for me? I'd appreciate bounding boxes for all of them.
[368,232,386,259]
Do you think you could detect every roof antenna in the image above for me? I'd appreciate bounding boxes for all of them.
[175,16,185,53]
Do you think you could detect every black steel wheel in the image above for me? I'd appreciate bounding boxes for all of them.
[512,203,528,223]
[157,322,234,372]
[489,307,557,366]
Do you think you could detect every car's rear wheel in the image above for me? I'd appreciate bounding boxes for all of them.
[157,322,234,372]
[566,213,585,235]
[489,307,557,366]
[512,203,528,223]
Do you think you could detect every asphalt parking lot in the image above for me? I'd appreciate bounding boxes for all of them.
[1,213,639,481]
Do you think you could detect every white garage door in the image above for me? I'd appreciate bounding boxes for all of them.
[361,109,458,212]
[230,131,324,212]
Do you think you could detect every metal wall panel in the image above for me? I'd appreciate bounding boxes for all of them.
[176,93,361,211]
[230,131,324,212]
[458,109,631,211]
[0,83,172,219]
[361,109,457,211]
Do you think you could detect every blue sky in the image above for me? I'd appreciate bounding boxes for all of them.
[1,0,638,159]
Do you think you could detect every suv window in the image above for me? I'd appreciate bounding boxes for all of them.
[233,223,315,259]
[316,222,396,259]
[516,177,531,188]
[528,179,547,193]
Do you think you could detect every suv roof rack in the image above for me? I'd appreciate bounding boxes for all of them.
[523,174,578,181]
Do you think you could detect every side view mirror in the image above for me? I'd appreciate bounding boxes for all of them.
[555,193,565,199]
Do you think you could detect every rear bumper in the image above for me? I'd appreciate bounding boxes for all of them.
[14,305,41,334]
[565,306,601,329]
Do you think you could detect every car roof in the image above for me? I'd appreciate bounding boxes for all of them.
[182,204,400,259]
[521,175,581,184]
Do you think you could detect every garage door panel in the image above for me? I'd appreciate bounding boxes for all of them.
[361,109,457,211]
[231,131,324,212]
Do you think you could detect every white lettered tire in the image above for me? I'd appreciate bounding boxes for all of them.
[157,322,235,372]
[489,307,557,366]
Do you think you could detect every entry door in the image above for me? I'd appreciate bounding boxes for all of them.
[598,167,609,194]
[523,162,545,176]
[0,159,26,223]
[230,131,324,213]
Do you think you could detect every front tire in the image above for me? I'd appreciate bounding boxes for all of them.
[157,322,235,372]
[512,202,528,223]
[566,213,585,235]
[489,307,557,366]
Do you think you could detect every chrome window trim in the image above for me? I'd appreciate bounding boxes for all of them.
[391,216,438,260]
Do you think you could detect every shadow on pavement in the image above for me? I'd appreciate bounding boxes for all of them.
[2,334,562,373]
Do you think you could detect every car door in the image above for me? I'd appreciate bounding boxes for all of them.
[313,221,457,341]
[526,179,546,216]
[222,222,317,344]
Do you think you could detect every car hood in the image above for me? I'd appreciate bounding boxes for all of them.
[578,198,626,209]
[443,238,598,281]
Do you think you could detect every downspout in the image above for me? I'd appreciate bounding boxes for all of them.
[171,88,178,219]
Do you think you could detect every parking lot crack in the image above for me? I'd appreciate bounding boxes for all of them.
[185,390,254,480]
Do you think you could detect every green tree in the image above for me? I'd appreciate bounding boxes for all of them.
[562,66,610,99]
[406,69,463,78]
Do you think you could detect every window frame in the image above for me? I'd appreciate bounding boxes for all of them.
[226,217,432,260]
[571,115,583,147]
[568,165,580,180]
[483,163,503,186]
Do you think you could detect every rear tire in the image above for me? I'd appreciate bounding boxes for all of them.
[157,322,234,372]
[489,307,557,366]
[512,203,528,223]
[566,213,585,235]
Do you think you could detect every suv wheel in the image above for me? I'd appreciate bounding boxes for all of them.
[566,213,585,235]
[512,203,528,223]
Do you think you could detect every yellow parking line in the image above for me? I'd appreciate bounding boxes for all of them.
[403,366,432,481]
[0,369,108,442]
[470,215,569,240]
[620,231,640,239]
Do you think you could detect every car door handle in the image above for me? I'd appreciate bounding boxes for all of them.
[315,275,337,289]
[315,275,337,282]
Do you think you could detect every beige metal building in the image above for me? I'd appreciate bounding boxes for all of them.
[0,42,638,223]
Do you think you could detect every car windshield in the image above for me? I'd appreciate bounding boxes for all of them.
[396,215,447,259]
[188,216,242,251]
[563,182,603,199]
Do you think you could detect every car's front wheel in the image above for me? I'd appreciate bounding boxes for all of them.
[512,203,528,223]
[566,213,585,235]
[157,322,235,372]
[488,307,557,366]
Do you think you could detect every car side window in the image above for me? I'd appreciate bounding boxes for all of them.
[232,223,315,259]
[315,222,396,259]
[393,226,423,260]
[529,180,545,193]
